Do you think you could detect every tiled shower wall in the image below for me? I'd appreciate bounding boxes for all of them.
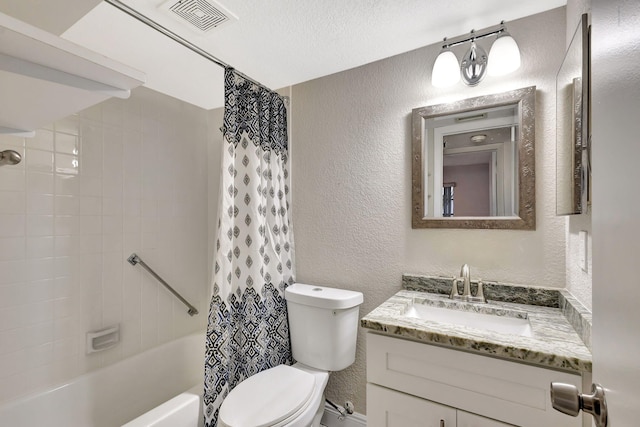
[0,87,210,404]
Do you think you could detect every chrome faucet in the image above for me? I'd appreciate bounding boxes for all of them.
[461,263,471,298]
[450,264,486,303]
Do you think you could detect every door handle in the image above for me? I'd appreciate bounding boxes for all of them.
[550,382,608,427]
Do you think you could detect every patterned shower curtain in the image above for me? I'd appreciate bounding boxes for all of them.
[203,68,295,426]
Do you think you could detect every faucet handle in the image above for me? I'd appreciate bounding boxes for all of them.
[450,277,461,298]
[475,279,487,303]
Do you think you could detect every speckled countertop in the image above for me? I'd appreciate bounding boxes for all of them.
[361,287,592,373]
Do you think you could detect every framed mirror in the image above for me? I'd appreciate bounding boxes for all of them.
[556,13,590,215]
[412,86,536,229]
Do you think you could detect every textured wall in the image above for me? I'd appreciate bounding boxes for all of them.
[564,0,593,311]
[290,7,566,414]
[0,88,210,405]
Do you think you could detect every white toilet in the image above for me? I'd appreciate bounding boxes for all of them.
[218,282,364,427]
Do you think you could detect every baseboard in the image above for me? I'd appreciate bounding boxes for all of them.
[320,404,366,427]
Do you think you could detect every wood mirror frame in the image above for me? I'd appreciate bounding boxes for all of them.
[411,86,536,230]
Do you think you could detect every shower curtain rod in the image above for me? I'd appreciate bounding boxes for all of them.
[103,0,284,97]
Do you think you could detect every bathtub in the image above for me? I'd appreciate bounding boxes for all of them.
[0,332,205,427]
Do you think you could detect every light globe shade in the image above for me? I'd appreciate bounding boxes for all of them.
[432,49,460,87]
[488,33,521,76]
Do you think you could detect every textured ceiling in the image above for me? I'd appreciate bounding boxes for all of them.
[9,0,567,109]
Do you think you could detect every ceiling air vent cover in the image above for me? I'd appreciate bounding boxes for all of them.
[159,0,237,33]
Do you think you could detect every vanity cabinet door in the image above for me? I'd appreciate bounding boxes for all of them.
[367,383,456,427]
[367,333,582,427]
[457,411,515,427]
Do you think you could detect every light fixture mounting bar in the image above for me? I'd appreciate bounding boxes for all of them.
[442,22,506,49]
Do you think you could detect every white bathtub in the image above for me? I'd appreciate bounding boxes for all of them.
[0,332,205,427]
[123,383,203,427]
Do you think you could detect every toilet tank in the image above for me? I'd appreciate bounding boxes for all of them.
[285,283,363,371]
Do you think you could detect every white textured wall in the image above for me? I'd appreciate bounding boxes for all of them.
[291,8,566,414]
[0,88,210,405]
[565,0,593,311]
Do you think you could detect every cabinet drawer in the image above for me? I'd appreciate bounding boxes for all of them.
[458,410,515,426]
[366,333,582,427]
[367,383,456,427]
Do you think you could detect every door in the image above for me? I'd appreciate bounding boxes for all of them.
[590,0,640,425]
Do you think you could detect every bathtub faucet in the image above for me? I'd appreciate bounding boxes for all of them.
[450,264,487,303]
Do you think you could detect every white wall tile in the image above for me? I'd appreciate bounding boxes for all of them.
[55,215,79,236]
[0,192,25,214]
[0,237,25,261]
[26,259,54,282]
[79,235,102,254]
[0,87,210,405]
[0,300,53,331]
[102,197,123,216]
[26,193,53,215]
[80,176,102,197]
[54,256,76,278]
[55,133,79,155]
[79,196,102,216]
[0,260,26,285]
[102,233,123,254]
[80,215,101,235]
[26,236,54,259]
[0,215,25,237]
[0,322,53,356]
[26,215,54,237]
[102,174,123,199]
[55,174,79,196]
[26,172,54,195]
[0,134,25,149]
[55,153,79,175]
[28,130,54,152]
[55,116,79,136]
[26,149,53,173]
[0,169,26,192]
[53,314,76,340]
[55,195,80,216]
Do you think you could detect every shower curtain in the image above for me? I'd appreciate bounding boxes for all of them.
[203,68,295,426]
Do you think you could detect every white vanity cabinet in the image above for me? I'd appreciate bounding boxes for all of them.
[368,383,512,427]
[366,333,584,427]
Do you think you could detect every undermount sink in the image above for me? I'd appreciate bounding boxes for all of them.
[404,301,533,337]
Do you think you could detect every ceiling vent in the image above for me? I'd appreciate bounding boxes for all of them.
[159,0,237,34]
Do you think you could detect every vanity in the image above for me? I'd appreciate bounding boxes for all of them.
[361,275,592,427]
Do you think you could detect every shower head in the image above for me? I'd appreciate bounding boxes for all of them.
[0,149,22,166]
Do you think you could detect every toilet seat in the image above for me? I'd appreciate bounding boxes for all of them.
[218,364,316,427]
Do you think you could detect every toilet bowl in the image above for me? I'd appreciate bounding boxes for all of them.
[218,363,328,427]
[218,283,363,427]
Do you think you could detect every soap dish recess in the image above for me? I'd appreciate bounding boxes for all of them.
[86,324,120,354]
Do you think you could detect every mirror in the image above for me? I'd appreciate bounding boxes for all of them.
[412,86,536,229]
[556,14,590,215]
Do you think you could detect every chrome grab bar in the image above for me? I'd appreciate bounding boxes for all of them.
[127,253,198,316]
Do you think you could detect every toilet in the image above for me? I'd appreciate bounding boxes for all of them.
[218,282,364,427]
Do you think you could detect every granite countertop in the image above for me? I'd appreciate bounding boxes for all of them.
[361,285,592,373]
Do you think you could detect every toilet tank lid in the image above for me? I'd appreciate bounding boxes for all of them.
[285,283,363,309]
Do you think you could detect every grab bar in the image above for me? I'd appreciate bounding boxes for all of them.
[127,253,198,316]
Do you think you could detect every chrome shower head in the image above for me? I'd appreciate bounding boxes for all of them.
[0,149,22,166]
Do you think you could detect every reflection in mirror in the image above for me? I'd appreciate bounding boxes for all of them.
[412,86,536,229]
[556,14,590,215]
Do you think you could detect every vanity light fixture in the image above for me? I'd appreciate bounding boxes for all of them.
[431,21,521,87]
